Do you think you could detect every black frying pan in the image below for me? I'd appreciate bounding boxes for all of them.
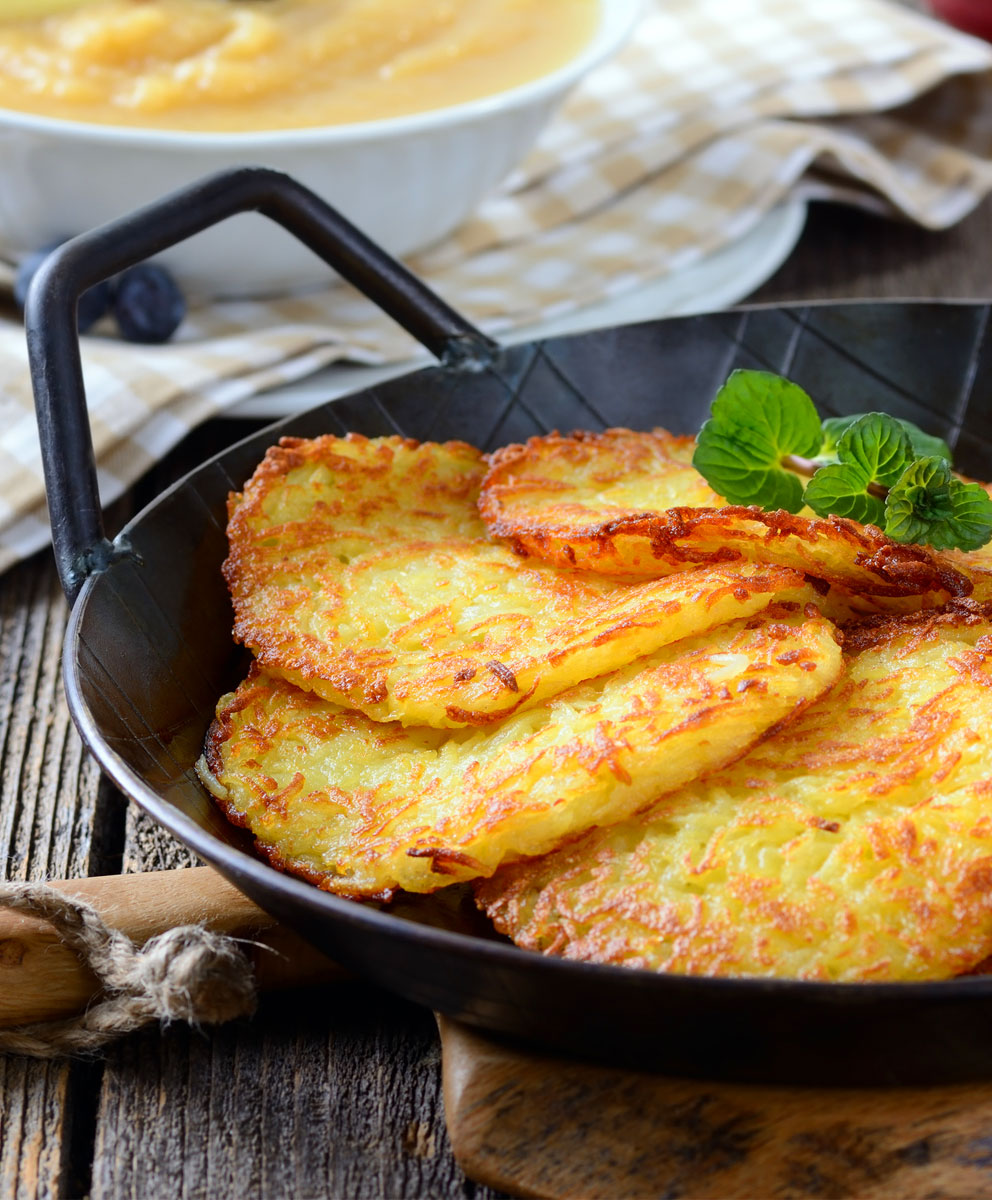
[26,166,992,1086]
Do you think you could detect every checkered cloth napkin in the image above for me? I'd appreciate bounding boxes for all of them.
[2,0,992,574]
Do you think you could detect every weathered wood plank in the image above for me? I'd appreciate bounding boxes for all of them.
[90,979,506,1200]
[0,555,118,1200]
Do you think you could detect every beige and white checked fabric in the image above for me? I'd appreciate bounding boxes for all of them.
[2,0,992,573]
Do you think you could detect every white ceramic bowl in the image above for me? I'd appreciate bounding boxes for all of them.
[0,1,641,299]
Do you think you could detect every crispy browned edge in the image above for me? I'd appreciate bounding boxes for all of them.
[199,663,395,902]
[479,429,972,599]
[475,597,992,959]
[200,598,844,907]
[222,432,487,675]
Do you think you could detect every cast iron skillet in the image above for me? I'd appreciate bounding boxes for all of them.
[25,166,992,1086]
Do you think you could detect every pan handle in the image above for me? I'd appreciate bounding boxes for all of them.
[25,165,500,605]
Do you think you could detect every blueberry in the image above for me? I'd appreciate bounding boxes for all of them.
[77,279,115,333]
[112,263,186,344]
[14,240,113,334]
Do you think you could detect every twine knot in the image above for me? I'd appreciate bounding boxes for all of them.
[113,925,257,1026]
[0,880,257,1058]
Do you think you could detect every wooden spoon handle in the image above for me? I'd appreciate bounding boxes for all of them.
[0,866,342,1028]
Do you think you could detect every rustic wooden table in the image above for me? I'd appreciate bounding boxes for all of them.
[2,193,992,1199]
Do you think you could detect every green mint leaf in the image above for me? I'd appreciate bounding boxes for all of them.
[884,457,992,551]
[803,462,887,528]
[691,432,807,512]
[692,370,822,513]
[945,481,992,551]
[819,415,853,460]
[835,413,914,489]
[822,413,950,464]
[897,419,951,463]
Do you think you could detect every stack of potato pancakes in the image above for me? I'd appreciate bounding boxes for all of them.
[198,427,992,983]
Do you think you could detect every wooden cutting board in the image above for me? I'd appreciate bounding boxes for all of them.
[5,866,992,1200]
[440,1017,992,1199]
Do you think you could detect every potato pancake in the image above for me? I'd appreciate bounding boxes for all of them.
[224,433,815,727]
[479,428,969,599]
[477,603,992,982]
[199,605,842,898]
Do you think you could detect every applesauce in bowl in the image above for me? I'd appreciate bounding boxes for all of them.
[0,0,639,296]
[0,0,598,131]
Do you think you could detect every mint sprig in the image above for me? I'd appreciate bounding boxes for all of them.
[803,463,886,527]
[803,413,911,526]
[693,371,822,513]
[820,413,951,463]
[885,458,992,551]
[690,370,992,552]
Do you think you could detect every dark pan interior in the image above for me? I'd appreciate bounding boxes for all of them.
[65,300,992,1086]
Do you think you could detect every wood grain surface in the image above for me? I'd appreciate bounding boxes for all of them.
[440,1018,992,1200]
[3,188,992,1200]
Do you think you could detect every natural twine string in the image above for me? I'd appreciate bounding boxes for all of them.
[0,881,258,1058]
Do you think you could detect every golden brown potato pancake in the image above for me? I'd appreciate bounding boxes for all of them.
[199,604,842,898]
[479,428,969,599]
[224,433,816,727]
[477,602,992,982]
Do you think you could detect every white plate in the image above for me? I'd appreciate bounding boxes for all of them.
[227,199,807,419]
